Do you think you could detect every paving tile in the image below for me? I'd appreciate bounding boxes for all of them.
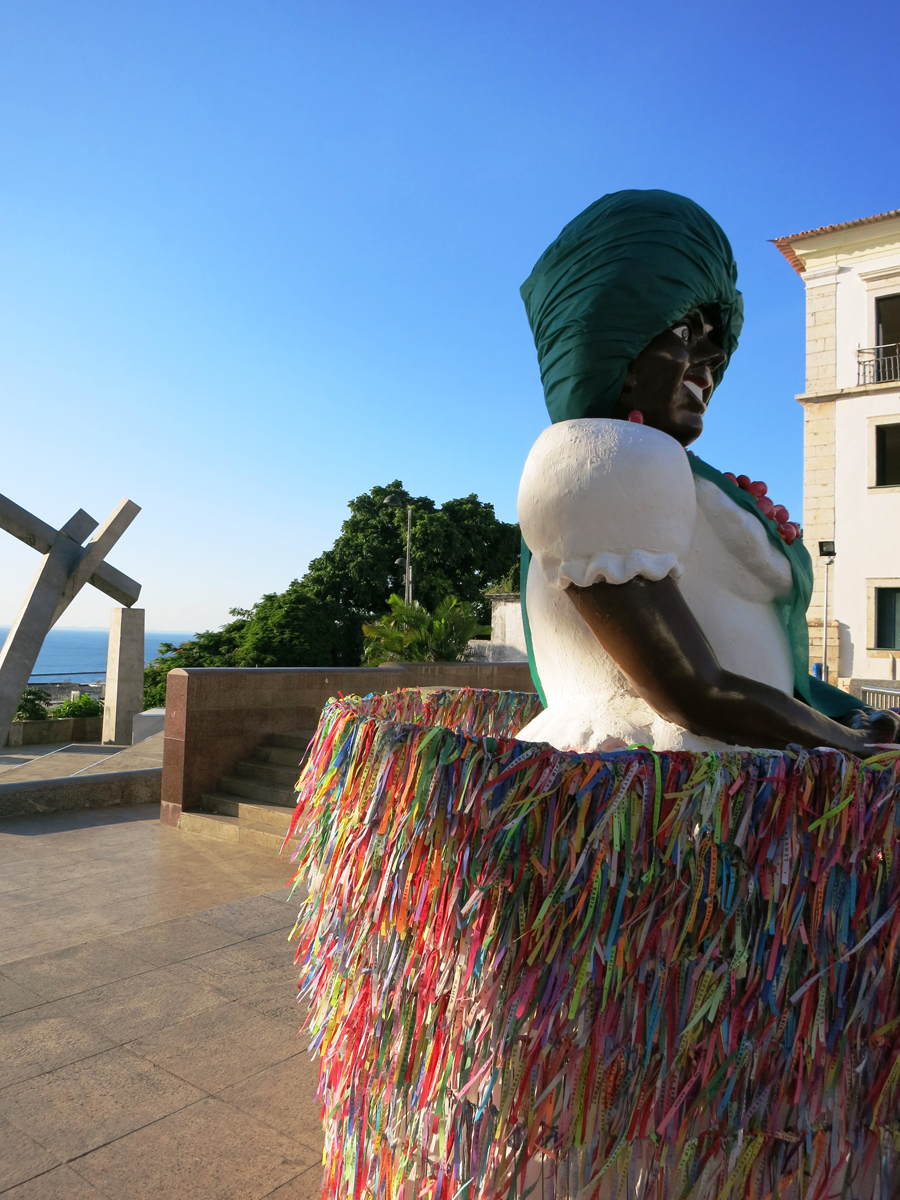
[0,1007,114,1089]
[0,937,87,971]
[75,1096,316,1200]
[0,808,293,964]
[194,895,297,938]
[217,1054,324,1154]
[0,973,44,1018]
[0,1114,60,1192]
[0,1165,108,1198]
[261,1166,323,1199]
[245,927,301,958]
[0,918,113,963]
[101,916,244,967]
[260,886,297,903]
[51,963,230,1043]
[245,990,309,1035]
[0,1045,204,1160]
[183,933,295,993]
[0,937,150,1002]
[243,989,310,1040]
[130,999,304,1092]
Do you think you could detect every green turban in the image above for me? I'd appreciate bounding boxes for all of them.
[521,189,744,423]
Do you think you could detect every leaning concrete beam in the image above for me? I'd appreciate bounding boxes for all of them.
[0,493,141,607]
[53,499,141,623]
[89,562,141,608]
[0,527,90,746]
[0,493,58,553]
[0,768,161,820]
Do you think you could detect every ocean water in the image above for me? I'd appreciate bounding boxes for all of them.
[0,627,195,682]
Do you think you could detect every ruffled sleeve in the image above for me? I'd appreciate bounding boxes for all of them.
[517,418,697,589]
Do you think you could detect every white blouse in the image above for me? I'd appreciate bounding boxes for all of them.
[516,419,795,753]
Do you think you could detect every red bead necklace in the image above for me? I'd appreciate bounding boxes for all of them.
[722,473,801,545]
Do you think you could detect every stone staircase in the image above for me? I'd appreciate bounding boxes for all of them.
[178,733,314,852]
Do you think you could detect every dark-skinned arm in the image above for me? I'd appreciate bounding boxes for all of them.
[567,575,884,754]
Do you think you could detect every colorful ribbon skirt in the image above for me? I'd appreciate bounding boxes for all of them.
[284,687,900,1200]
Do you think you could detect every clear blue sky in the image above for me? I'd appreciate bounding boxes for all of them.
[2,0,897,631]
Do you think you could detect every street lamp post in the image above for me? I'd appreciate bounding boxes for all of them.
[819,540,836,683]
[384,495,413,605]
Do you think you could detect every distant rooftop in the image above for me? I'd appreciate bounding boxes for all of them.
[773,208,900,274]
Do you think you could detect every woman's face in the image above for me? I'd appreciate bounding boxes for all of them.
[612,307,726,446]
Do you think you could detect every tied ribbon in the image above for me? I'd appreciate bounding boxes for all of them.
[284,688,900,1200]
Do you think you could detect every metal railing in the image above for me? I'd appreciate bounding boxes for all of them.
[861,686,900,710]
[858,344,900,385]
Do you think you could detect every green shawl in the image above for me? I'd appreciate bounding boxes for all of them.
[519,189,864,721]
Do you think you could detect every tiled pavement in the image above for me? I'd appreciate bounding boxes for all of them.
[0,731,165,784]
[0,807,322,1199]
[0,744,124,782]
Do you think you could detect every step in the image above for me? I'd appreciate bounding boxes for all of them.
[253,745,308,768]
[218,774,296,806]
[268,733,315,751]
[199,792,296,833]
[179,810,292,853]
[235,760,300,788]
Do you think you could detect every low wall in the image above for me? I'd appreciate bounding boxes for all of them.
[848,679,900,707]
[161,663,536,827]
[4,716,103,747]
[0,768,162,820]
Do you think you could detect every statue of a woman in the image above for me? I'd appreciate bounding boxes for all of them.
[516,190,900,755]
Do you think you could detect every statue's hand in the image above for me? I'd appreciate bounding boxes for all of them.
[869,710,900,745]
[845,707,900,745]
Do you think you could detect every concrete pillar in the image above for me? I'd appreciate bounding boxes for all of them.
[102,607,145,745]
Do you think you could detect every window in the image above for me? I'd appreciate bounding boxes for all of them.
[877,294,900,349]
[876,587,900,649]
[859,295,900,383]
[875,423,900,486]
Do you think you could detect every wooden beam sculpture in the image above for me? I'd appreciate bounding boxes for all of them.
[0,493,141,747]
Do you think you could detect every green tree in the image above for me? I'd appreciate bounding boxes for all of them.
[15,686,51,721]
[362,595,490,665]
[302,482,519,663]
[143,481,519,705]
[233,582,341,668]
[143,618,252,707]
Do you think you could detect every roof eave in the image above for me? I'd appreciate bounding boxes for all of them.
[771,237,806,276]
[771,207,900,277]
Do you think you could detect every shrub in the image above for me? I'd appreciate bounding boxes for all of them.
[51,694,104,719]
[15,686,51,721]
[362,595,490,666]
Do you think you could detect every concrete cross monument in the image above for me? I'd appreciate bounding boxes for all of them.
[0,493,143,748]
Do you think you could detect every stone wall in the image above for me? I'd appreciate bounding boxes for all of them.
[802,401,835,626]
[806,617,841,683]
[3,716,103,747]
[0,768,160,819]
[805,280,837,393]
[161,662,536,827]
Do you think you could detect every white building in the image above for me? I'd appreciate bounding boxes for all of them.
[775,208,900,701]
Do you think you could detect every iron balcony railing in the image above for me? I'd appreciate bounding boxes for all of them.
[858,343,900,385]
